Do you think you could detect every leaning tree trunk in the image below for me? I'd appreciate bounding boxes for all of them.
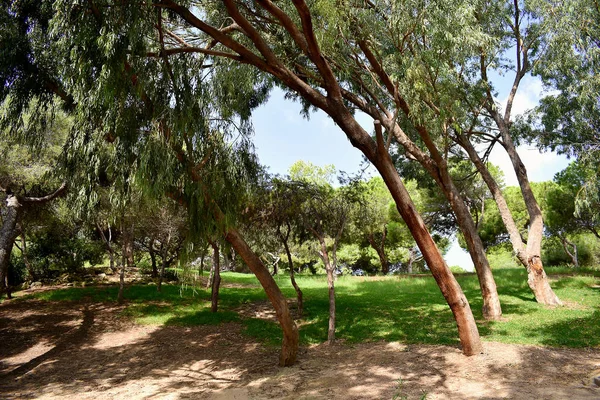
[0,195,21,299]
[366,127,482,355]
[440,171,502,320]
[560,236,578,267]
[282,233,303,317]
[224,226,299,366]
[458,132,561,305]
[210,241,221,313]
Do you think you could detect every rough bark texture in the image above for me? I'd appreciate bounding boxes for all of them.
[224,226,299,366]
[0,195,21,298]
[210,241,221,313]
[459,131,561,306]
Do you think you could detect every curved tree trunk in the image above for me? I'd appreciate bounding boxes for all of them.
[0,195,21,299]
[440,172,502,320]
[282,230,303,317]
[560,236,578,267]
[367,130,482,355]
[458,133,561,305]
[224,226,299,366]
[210,241,221,312]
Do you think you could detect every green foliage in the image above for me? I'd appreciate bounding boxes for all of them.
[29,270,600,349]
[486,245,520,269]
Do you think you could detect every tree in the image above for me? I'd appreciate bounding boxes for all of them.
[351,177,394,275]
[143,0,483,352]
[0,105,68,297]
[3,0,482,357]
[287,162,351,343]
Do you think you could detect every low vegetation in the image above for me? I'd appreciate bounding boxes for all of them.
[24,268,600,349]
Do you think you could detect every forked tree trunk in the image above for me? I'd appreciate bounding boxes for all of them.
[0,195,21,299]
[210,241,221,313]
[458,133,561,305]
[224,226,298,367]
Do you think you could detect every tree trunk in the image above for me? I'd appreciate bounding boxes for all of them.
[368,232,389,275]
[20,230,35,282]
[224,226,298,366]
[117,242,126,304]
[315,235,336,344]
[149,239,158,278]
[559,236,578,267]
[96,222,115,272]
[282,233,303,317]
[210,241,221,313]
[0,195,21,299]
[368,135,482,355]
[458,132,561,305]
[439,170,502,320]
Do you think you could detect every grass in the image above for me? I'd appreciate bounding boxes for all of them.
[25,268,600,349]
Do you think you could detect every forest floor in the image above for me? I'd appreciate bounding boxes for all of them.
[1,288,600,400]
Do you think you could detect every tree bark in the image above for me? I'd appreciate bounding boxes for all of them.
[0,195,21,298]
[224,226,298,366]
[366,127,482,355]
[210,241,221,313]
[458,132,561,305]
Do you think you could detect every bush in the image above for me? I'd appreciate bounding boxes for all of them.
[486,244,520,269]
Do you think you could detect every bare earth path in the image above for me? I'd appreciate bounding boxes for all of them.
[1,297,599,400]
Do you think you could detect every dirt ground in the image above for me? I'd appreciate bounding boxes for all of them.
[1,292,600,400]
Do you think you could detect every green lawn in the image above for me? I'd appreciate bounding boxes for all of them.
[28,268,600,348]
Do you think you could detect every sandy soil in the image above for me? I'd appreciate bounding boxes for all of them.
[1,294,600,400]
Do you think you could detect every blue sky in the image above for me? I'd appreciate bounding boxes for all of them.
[250,76,570,270]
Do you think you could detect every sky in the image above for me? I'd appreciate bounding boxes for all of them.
[250,76,570,271]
